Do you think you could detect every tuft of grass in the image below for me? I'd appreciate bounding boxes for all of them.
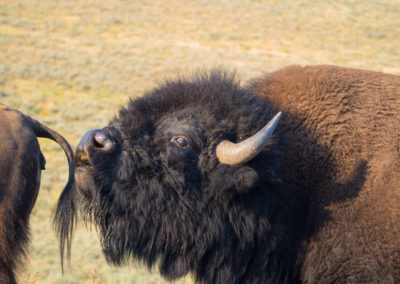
[0,0,399,283]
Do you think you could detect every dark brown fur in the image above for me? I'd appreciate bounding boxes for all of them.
[249,65,400,282]
[54,66,399,283]
[0,104,75,283]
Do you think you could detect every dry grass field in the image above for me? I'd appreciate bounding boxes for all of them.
[0,0,399,283]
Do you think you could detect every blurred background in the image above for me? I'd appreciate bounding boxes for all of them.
[0,0,399,283]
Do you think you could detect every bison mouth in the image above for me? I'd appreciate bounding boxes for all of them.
[75,157,96,203]
[75,149,92,170]
[74,146,96,201]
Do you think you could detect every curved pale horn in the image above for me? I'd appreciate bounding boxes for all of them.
[216,111,282,165]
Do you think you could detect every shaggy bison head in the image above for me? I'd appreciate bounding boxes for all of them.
[56,71,290,283]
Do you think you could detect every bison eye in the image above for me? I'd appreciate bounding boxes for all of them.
[173,136,189,148]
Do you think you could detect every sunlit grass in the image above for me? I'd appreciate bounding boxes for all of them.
[0,0,399,283]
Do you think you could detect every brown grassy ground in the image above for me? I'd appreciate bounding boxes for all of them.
[0,0,399,283]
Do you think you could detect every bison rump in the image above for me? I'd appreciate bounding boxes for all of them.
[0,104,75,283]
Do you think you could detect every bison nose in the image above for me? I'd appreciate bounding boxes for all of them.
[93,131,114,150]
[76,129,115,167]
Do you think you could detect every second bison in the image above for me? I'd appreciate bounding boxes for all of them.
[0,104,75,283]
[56,65,400,283]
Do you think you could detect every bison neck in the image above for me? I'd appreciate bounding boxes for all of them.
[190,185,305,284]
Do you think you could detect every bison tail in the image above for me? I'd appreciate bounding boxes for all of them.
[32,120,78,272]
[53,180,77,272]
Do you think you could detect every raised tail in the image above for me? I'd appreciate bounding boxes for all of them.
[32,120,78,272]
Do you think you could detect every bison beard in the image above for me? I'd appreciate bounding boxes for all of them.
[56,66,400,283]
[0,104,75,284]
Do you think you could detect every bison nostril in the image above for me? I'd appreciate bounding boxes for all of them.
[94,131,113,151]
[76,129,116,168]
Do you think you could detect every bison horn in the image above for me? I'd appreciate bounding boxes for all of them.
[216,111,282,165]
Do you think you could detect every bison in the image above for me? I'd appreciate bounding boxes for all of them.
[55,65,400,283]
[0,104,75,283]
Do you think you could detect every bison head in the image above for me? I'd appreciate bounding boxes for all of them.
[56,70,290,282]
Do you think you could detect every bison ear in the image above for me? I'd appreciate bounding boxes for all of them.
[233,166,259,193]
[209,165,259,196]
